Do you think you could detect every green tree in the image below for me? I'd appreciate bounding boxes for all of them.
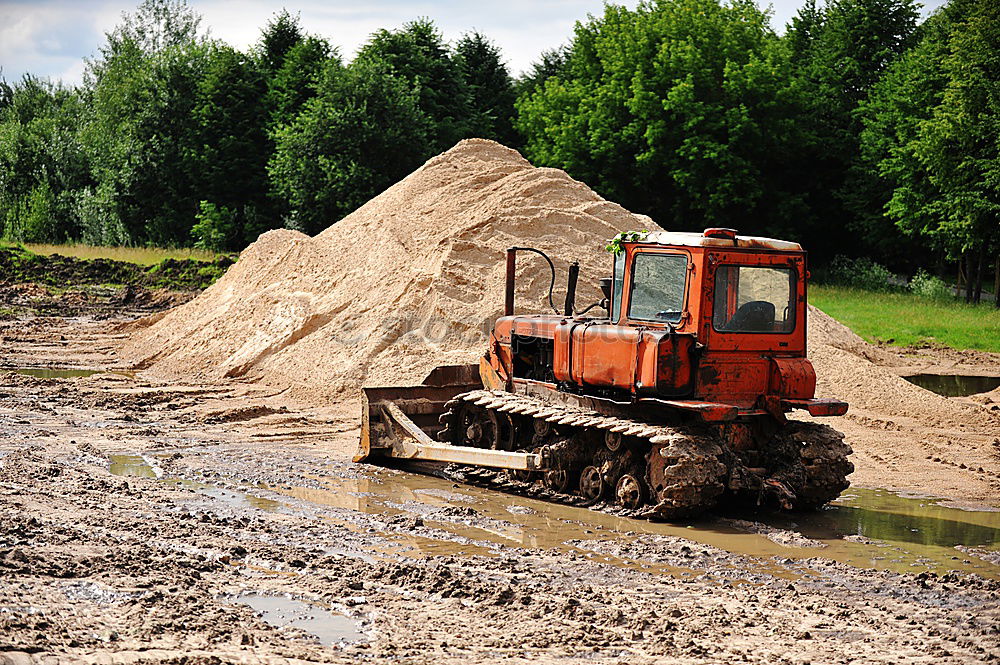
[0,77,91,242]
[862,0,999,302]
[268,61,434,234]
[455,32,518,146]
[259,9,304,77]
[191,199,238,250]
[255,9,334,130]
[515,47,571,97]
[786,0,920,261]
[265,36,334,130]
[100,0,201,61]
[356,18,473,152]
[81,0,229,246]
[516,0,812,240]
[0,78,12,111]
[83,35,211,245]
[785,0,824,61]
[194,44,272,248]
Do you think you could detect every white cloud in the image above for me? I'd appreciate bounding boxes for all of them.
[0,0,949,86]
[0,1,121,84]
[193,0,636,74]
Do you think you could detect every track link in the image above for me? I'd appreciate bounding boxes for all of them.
[437,389,728,520]
[785,422,854,509]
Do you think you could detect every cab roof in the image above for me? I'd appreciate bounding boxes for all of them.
[636,229,803,252]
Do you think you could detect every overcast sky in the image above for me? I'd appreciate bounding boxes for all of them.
[1,0,947,86]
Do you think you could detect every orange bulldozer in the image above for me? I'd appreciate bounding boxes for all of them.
[356,228,852,519]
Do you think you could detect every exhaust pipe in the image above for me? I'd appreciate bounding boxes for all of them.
[564,262,579,316]
[504,246,561,316]
[505,248,516,316]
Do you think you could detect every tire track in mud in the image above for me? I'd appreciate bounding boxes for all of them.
[1,317,999,664]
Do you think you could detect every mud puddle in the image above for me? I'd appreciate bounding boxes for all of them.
[278,468,1000,579]
[230,593,366,646]
[904,373,1000,396]
[107,453,1000,580]
[108,453,282,512]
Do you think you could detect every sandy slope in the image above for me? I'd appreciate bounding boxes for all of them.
[121,139,1000,507]
[808,307,1000,507]
[122,139,657,401]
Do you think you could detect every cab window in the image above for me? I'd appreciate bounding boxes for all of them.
[713,265,795,333]
[628,253,687,323]
[611,252,626,323]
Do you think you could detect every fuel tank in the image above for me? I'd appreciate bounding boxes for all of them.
[492,315,819,406]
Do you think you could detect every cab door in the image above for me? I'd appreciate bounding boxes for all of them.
[695,250,807,406]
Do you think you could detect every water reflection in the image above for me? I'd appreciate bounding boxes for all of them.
[229,593,365,645]
[106,449,1000,579]
[904,373,1000,397]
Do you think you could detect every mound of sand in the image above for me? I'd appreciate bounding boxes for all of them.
[122,138,997,433]
[122,140,656,400]
[807,307,994,427]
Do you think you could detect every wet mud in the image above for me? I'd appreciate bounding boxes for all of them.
[1,315,999,664]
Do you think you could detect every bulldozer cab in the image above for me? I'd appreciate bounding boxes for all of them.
[609,228,808,356]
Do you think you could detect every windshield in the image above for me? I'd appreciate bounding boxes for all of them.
[628,253,687,323]
[713,265,795,333]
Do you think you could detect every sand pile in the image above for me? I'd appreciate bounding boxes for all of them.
[123,137,995,431]
[807,307,994,427]
[122,140,656,399]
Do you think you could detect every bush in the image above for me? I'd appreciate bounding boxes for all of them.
[4,182,60,243]
[824,255,895,291]
[191,201,237,251]
[72,185,129,246]
[909,269,952,301]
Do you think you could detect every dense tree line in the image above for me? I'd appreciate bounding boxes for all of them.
[1,0,997,302]
[0,2,517,247]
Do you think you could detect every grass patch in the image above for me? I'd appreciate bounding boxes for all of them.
[811,284,1000,353]
[0,245,234,291]
[0,241,222,266]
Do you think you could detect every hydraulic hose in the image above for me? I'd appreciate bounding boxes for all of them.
[510,246,559,314]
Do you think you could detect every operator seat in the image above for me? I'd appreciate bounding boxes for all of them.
[723,300,775,332]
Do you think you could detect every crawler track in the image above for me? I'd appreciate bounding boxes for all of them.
[435,390,852,520]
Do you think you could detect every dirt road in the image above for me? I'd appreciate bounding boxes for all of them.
[1,313,998,664]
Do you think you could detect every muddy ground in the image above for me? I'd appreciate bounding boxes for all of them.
[1,302,999,663]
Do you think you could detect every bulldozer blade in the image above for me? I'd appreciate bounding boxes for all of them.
[356,363,481,463]
[378,401,544,471]
[356,362,546,473]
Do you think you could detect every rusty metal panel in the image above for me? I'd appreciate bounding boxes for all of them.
[695,356,770,408]
[421,363,480,386]
[782,398,849,417]
[574,324,640,389]
[642,398,738,422]
[769,357,817,399]
[479,355,505,391]
[700,250,807,354]
[553,321,574,382]
[654,333,696,396]
[510,315,561,339]
[635,330,661,393]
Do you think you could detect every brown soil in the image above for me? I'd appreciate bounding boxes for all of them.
[2,315,998,664]
[3,140,1000,663]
